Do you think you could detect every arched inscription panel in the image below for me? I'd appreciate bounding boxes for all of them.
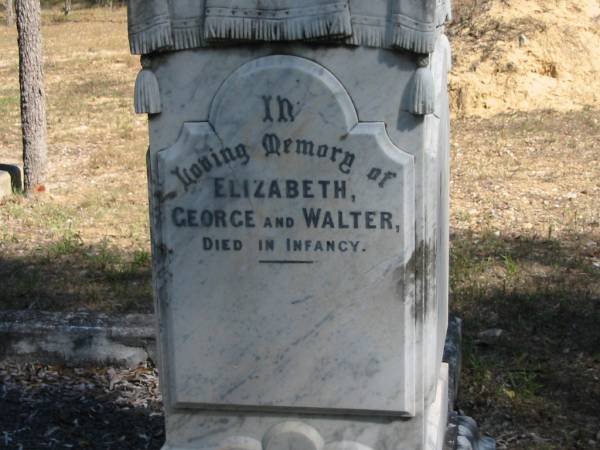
[157,55,416,416]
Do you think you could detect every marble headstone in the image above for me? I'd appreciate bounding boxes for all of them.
[157,55,416,415]
[133,2,454,447]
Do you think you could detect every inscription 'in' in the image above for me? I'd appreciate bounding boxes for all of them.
[262,95,295,123]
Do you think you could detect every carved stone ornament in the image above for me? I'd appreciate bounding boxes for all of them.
[129,0,450,116]
[212,422,376,450]
[456,416,496,450]
[134,55,161,114]
[127,0,452,55]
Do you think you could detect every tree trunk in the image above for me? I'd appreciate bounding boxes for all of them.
[5,0,14,26]
[15,0,47,194]
[64,0,71,16]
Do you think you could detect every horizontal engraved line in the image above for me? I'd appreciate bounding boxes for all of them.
[258,260,314,265]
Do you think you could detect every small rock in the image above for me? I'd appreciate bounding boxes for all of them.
[518,34,528,46]
[44,426,60,437]
[529,432,547,444]
[107,367,119,390]
[477,328,505,344]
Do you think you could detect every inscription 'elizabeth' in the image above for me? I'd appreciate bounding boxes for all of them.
[213,178,348,199]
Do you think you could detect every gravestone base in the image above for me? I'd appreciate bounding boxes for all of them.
[0,169,12,199]
[161,364,449,450]
[159,317,499,450]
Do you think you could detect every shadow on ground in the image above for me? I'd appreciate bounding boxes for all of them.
[451,230,600,449]
[1,229,599,449]
[0,238,152,313]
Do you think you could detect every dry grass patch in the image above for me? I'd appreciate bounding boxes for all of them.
[0,6,151,312]
[450,109,600,449]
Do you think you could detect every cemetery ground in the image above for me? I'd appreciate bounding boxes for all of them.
[0,2,599,449]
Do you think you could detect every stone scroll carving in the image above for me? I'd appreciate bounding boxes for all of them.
[455,416,496,450]
[213,422,374,450]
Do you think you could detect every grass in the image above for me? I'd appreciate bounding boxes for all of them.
[0,4,150,312]
[0,220,152,311]
[450,229,600,448]
[1,3,600,449]
[449,225,599,448]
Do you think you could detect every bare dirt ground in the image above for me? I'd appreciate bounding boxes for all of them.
[449,0,600,116]
[0,1,599,449]
[447,1,600,448]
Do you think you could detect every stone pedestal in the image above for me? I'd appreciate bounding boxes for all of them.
[127,1,463,448]
[146,42,450,450]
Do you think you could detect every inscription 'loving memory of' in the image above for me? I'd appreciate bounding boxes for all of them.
[166,94,404,263]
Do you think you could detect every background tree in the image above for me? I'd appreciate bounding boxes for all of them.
[15,0,47,194]
[5,0,14,26]
[64,0,70,16]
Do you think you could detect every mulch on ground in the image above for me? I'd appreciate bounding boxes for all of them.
[0,362,164,450]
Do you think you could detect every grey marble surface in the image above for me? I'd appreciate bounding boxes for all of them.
[144,32,452,450]
[157,55,416,415]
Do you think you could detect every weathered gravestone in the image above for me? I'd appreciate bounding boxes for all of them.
[127,1,491,449]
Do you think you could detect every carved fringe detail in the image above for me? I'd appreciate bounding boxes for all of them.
[172,27,204,50]
[348,23,438,54]
[204,12,352,42]
[129,20,441,55]
[129,23,173,55]
[134,64,161,114]
[406,56,434,115]
[127,0,452,55]
[390,28,437,55]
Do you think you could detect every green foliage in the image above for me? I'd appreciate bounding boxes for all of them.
[501,254,519,277]
[130,249,151,269]
[45,229,83,258]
